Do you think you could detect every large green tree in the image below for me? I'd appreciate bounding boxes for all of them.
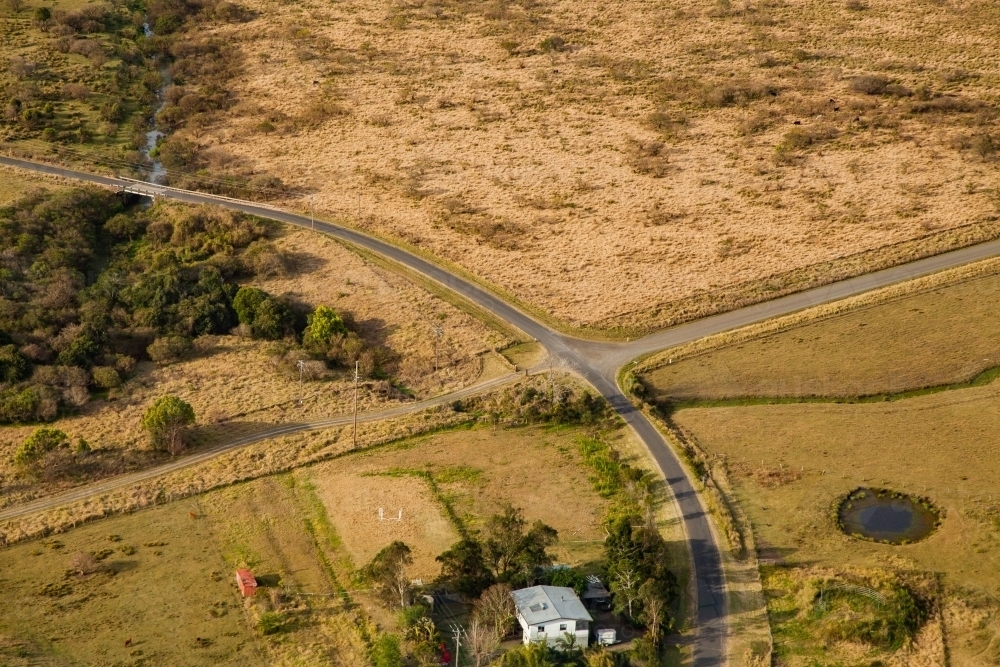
[142,395,195,455]
[484,505,558,586]
[436,538,495,598]
[302,305,348,352]
[361,541,413,608]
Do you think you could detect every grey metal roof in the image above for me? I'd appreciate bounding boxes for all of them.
[511,586,594,625]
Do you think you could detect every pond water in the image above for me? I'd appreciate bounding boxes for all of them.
[837,488,939,544]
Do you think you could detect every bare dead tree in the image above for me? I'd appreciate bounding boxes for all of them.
[465,615,500,667]
[473,583,516,638]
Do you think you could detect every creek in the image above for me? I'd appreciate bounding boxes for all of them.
[140,21,169,183]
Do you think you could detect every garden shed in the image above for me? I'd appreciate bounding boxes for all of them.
[235,569,257,597]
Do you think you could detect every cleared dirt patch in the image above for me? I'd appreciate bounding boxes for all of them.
[311,472,458,579]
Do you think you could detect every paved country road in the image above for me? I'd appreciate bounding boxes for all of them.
[5,156,1000,665]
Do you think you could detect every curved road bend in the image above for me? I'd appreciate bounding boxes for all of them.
[7,156,1000,664]
[0,371,520,523]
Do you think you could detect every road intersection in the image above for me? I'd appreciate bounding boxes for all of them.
[4,155,1000,664]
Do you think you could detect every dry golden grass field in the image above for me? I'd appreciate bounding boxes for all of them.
[642,265,1000,402]
[635,265,1000,665]
[156,0,1000,332]
[0,173,512,510]
[0,421,661,666]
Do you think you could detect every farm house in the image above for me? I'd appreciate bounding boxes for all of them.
[511,585,593,648]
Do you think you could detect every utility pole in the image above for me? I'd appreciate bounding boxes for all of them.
[353,360,360,449]
[452,625,461,667]
[432,325,443,372]
[310,195,315,230]
[357,191,361,220]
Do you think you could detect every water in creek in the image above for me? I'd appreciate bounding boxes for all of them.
[141,22,169,183]
[838,488,939,544]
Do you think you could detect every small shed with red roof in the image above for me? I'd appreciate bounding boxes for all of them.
[235,569,257,597]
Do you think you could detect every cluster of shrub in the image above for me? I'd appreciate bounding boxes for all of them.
[1,0,165,147]
[137,0,293,198]
[0,188,374,425]
[465,383,615,433]
[11,394,194,481]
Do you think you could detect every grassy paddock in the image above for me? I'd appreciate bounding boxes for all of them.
[642,265,1000,402]
[0,420,684,664]
[0,499,267,666]
[634,259,1000,663]
[674,389,1000,666]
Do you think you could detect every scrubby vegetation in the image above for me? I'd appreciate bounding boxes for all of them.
[0,0,283,194]
[0,0,161,155]
[0,187,369,425]
[763,567,933,664]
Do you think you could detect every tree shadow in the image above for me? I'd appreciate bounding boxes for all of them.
[255,573,282,587]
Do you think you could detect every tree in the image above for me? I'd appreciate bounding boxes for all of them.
[638,580,668,645]
[548,567,588,596]
[436,538,495,598]
[466,615,501,667]
[609,561,641,621]
[13,427,78,480]
[585,652,617,667]
[232,286,294,340]
[251,297,293,340]
[4,0,26,15]
[142,395,195,455]
[0,344,30,383]
[362,541,413,608]
[302,305,348,353]
[497,642,558,667]
[484,505,558,585]
[103,212,144,240]
[14,428,68,466]
[473,583,516,638]
[232,286,268,325]
[146,336,193,365]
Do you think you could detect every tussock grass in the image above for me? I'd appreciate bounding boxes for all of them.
[125,0,1000,334]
